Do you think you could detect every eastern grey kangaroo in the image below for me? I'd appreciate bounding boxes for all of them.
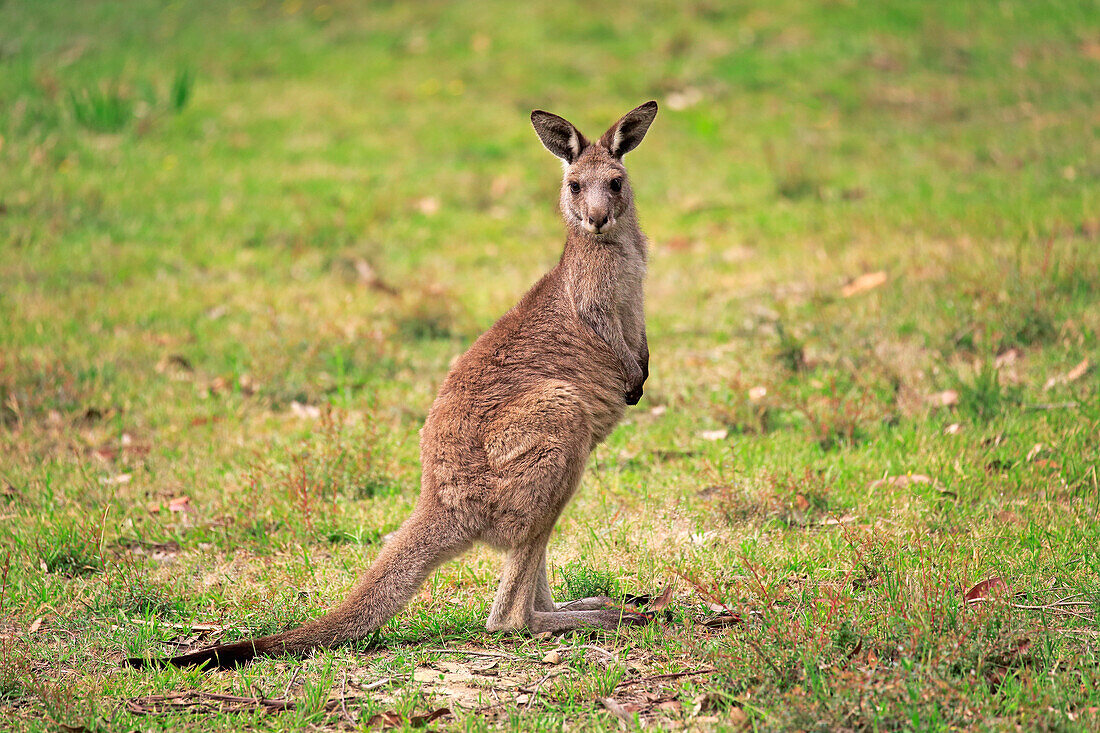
[127,101,658,669]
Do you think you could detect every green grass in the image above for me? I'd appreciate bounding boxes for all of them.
[2,0,1099,729]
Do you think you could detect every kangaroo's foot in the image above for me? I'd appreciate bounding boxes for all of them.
[553,596,619,611]
[526,608,650,634]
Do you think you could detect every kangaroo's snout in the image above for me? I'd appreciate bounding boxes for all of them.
[583,211,613,234]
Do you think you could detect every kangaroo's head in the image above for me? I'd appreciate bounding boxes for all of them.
[531,101,657,237]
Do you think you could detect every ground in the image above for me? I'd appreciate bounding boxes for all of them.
[1,0,1099,730]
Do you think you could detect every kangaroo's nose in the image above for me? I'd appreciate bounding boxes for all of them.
[587,214,608,229]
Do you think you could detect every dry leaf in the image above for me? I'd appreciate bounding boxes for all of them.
[168,496,191,513]
[965,577,1007,603]
[666,88,703,111]
[728,706,750,729]
[290,401,321,419]
[994,348,1023,369]
[703,613,743,628]
[944,423,963,435]
[600,697,637,723]
[869,474,934,489]
[698,429,728,441]
[820,513,857,525]
[1067,358,1091,382]
[841,271,887,297]
[748,385,767,401]
[367,707,449,729]
[542,650,561,664]
[1044,358,1091,390]
[927,390,959,407]
[28,616,45,634]
[100,473,132,486]
[648,585,675,612]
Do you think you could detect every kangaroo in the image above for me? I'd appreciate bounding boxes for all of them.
[126,101,658,669]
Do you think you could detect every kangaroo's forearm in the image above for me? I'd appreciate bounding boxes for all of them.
[579,306,640,380]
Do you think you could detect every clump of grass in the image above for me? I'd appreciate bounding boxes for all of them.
[794,377,882,451]
[68,84,134,132]
[244,408,399,540]
[38,521,104,576]
[951,360,1021,419]
[169,67,193,112]
[773,321,808,373]
[67,69,194,133]
[556,562,622,601]
[712,468,844,528]
[395,291,467,341]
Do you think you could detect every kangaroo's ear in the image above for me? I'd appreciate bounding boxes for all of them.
[531,110,590,164]
[599,101,658,159]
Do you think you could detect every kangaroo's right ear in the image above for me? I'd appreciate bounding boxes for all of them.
[530,110,590,164]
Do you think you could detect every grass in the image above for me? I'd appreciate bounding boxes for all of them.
[1,0,1099,729]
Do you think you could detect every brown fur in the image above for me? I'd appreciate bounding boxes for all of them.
[126,101,658,669]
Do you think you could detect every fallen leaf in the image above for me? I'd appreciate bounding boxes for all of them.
[541,650,561,664]
[841,271,887,297]
[648,585,675,612]
[994,348,1023,369]
[666,87,703,111]
[100,473,132,486]
[353,259,399,295]
[702,613,743,628]
[600,697,637,723]
[820,513,857,525]
[237,374,257,396]
[28,616,45,634]
[1044,358,1091,390]
[290,401,321,419]
[1067,358,1091,381]
[1026,443,1044,461]
[168,496,191,513]
[155,354,193,373]
[698,429,728,441]
[367,707,449,729]
[965,577,1008,603]
[868,474,934,489]
[748,386,767,401]
[927,390,959,407]
[944,423,963,435]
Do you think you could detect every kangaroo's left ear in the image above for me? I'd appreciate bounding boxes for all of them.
[598,101,658,159]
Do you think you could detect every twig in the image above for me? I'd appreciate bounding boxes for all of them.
[1024,402,1078,411]
[282,666,301,700]
[338,668,353,725]
[422,647,520,660]
[615,667,717,688]
[524,671,555,709]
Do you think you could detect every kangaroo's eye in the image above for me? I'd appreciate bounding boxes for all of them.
[568,181,581,194]
[609,178,623,192]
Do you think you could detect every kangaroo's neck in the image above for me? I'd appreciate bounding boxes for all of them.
[560,207,647,294]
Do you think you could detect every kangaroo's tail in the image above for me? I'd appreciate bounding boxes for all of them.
[125,509,465,670]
